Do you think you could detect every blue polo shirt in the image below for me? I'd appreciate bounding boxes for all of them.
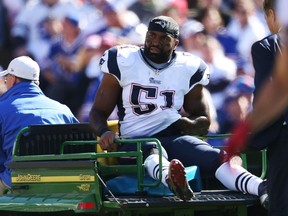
[0,82,79,187]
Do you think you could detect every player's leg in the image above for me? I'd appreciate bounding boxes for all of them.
[144,151,193,201]
[119,141,193,201]
[159,135,265,197]
[158,135,222,175]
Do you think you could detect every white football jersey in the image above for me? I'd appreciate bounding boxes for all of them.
[99,45,210,138]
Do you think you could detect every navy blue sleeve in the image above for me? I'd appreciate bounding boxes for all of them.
[189,59,207,88]
[107,47,121,80]
[251,34,279,100]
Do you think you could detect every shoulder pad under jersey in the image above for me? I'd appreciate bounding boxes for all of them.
[116,45,139,68]
[176,51,210,87]
[99,45,139,73]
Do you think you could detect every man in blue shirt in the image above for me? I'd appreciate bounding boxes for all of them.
[0,56,79,194]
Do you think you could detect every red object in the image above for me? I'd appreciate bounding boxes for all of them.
[170,0,188,17]
[224,121,251,162]
[77,202,95,210]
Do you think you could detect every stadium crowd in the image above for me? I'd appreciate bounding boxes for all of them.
[0,0,271,145]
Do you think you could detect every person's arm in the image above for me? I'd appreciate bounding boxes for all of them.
[173,84,211,136]
[89,73,121,150]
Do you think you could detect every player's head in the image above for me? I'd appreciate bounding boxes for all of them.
[263,0,281,33]
[144,16,179,63]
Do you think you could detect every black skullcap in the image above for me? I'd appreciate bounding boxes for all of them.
[148,16,180,38]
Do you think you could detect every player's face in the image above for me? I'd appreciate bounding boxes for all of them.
[144,30,179,63]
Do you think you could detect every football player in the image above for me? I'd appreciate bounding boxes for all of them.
[90,16,267,203]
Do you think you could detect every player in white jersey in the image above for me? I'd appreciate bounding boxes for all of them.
[98,44,209,138]
[90,16,267,203]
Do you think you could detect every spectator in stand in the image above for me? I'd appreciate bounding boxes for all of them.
[160,0,191,52]
[76,33,117,122]
[180,19,205,56]
[196,6,238,59]
[199,36,237,111]
[0,1,12,68]
[94,2,146,46]
[0,56,78,194]
[254,0,271,34]
[162,0,189,27]
[10,0,79,64]
[41,13,88,115]
[217,75,254,134]
[128,0,159,26]
[226,0,267,75]
[2,0,26,26]
[196,0,232,27]
[75,0,105,36]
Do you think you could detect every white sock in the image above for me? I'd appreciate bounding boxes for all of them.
[144,154,170,187]
[215,162,263,196]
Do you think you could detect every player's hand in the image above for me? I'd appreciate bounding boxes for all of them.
[98,131,119,151]
[175,116,210,136]
[224,121,251,162]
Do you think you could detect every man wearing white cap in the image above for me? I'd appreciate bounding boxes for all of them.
[0,56,79,194]
[0,56,40,87]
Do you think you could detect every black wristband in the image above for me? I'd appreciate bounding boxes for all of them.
[97,126,110,137]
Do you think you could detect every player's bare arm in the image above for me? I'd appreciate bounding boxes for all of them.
[174,84,211,136]
[89,73,120,150]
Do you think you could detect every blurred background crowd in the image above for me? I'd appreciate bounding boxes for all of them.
[0,0,270,145]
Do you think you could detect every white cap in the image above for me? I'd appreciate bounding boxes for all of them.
[84,35,102,49]
[181,19,204,39]
[0,56,40,81]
